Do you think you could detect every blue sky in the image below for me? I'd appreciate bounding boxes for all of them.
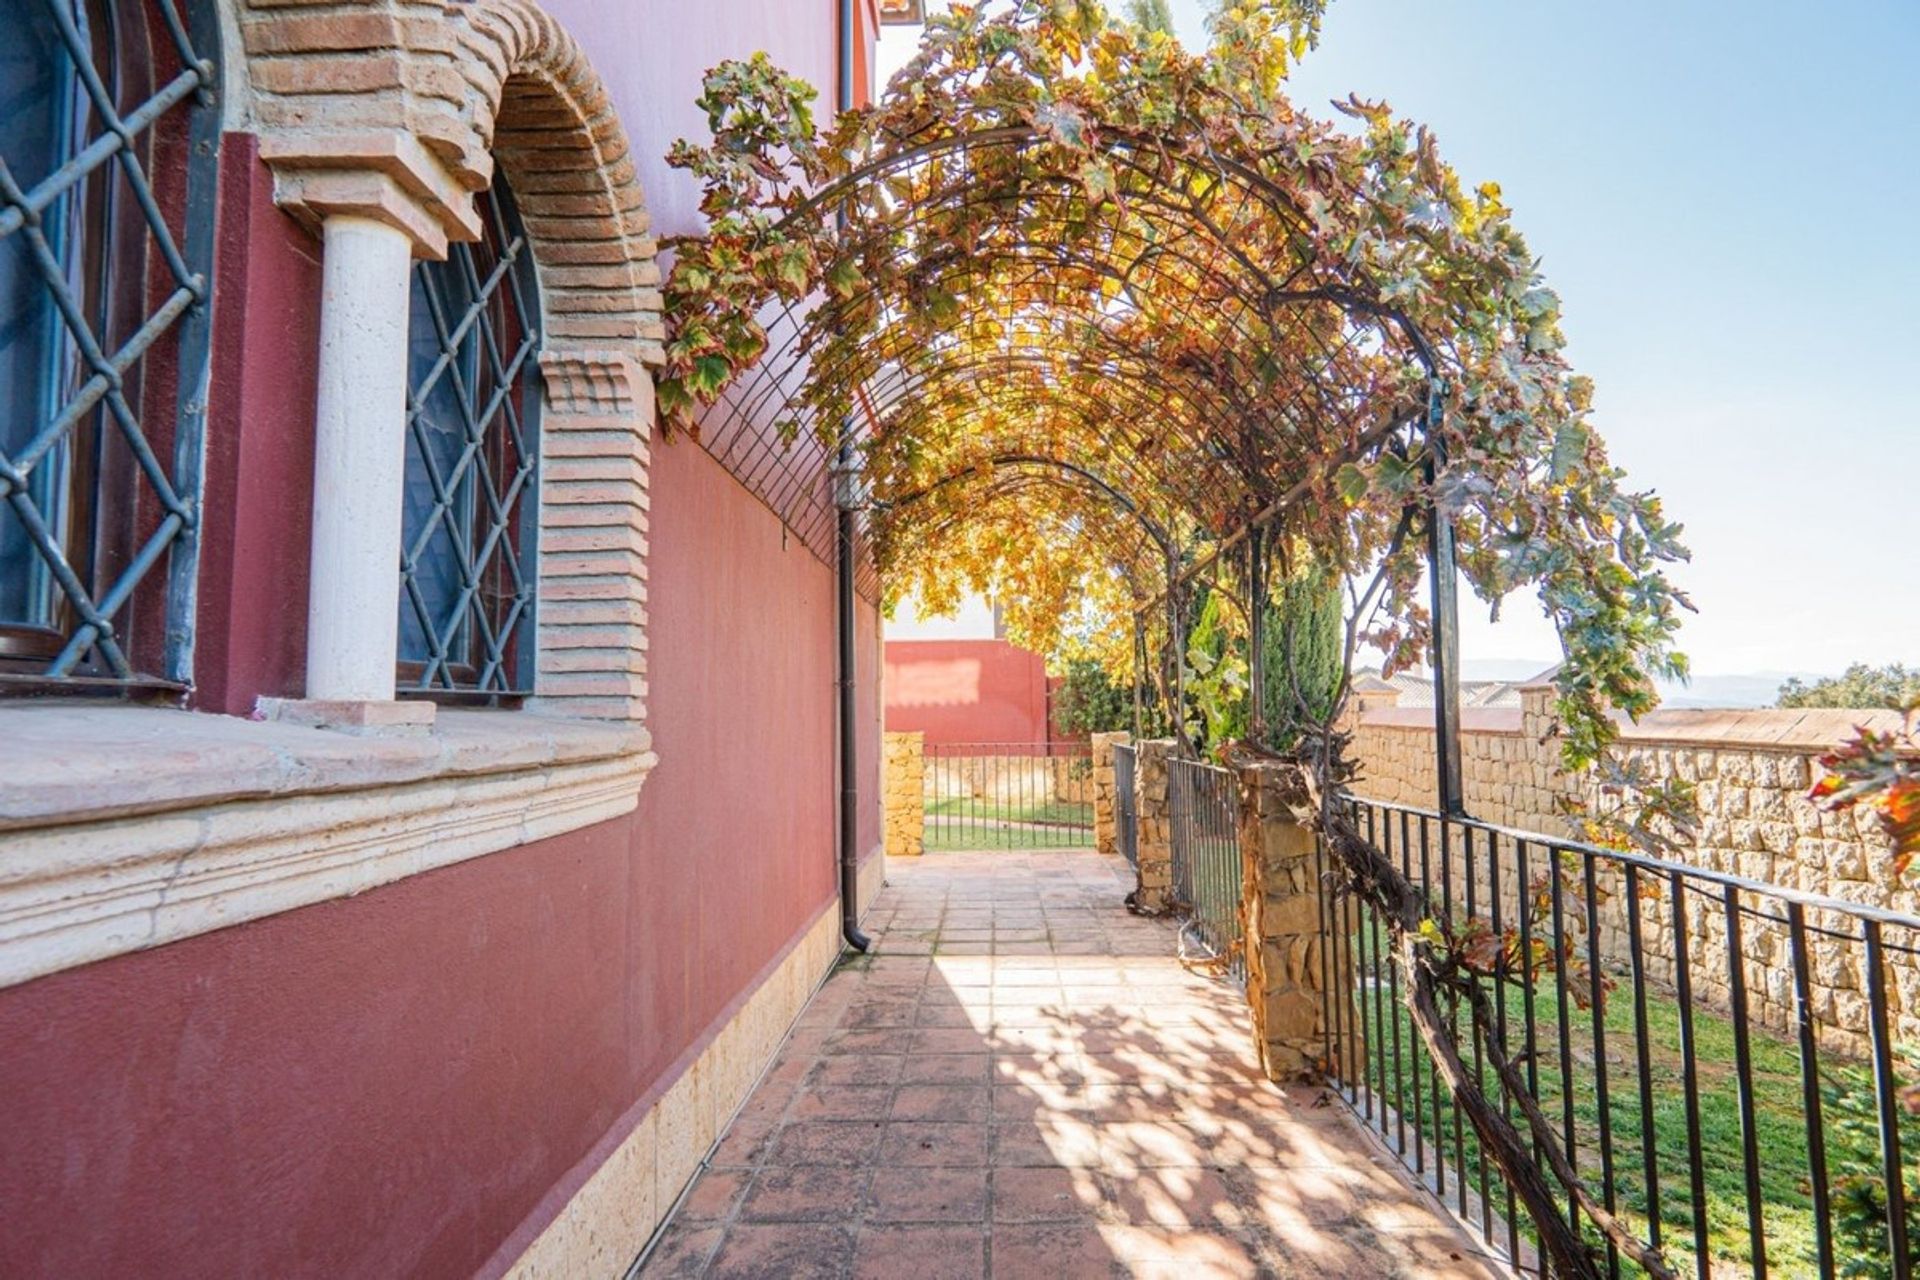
[881,3,1920,679]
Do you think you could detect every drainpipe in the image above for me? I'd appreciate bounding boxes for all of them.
[834,0,871,953]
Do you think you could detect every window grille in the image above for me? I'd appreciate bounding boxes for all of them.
[0,0,218,687]
[398,177,542,698]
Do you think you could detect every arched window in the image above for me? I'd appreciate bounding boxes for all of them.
[0,0,218,688]
[398,175,542,698]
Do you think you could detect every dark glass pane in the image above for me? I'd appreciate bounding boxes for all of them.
[0,3,78,630]
[399,251,480,673]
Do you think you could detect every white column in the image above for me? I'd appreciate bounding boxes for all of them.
[305,215,413,703]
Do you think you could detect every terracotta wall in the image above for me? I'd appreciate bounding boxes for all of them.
[883,637,1059,748]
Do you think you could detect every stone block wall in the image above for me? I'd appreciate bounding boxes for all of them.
[1132,739,1175,911]
[1238,761,1330,1079]
[1348,687,1918,1056]
[883,731,924,859]
[1090,731,1131,857]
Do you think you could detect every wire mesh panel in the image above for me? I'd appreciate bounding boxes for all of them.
[1320,797,1920,1279]
[1168,756,1243,984]
[922,742,1094,852]
[1113,742,1138,868]
[0,0,219,685]
[398,177,541,696]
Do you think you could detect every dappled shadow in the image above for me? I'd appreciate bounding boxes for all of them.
[641,852,1503,1279]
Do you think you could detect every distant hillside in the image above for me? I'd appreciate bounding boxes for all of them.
[1457,659,1811,710]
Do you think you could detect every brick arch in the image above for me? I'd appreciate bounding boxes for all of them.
[458,1,663,365]
[240,0,662,366]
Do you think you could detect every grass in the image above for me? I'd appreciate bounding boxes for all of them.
[921,796,1094,852]
[1352,953,1920,1277]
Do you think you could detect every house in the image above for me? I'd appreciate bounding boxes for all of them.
[0,3,887,1275]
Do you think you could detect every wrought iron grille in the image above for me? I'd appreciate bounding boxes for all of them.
[1324,796,1920,1279]
[1168,755,1244,985]
[921,742,1095,852]
[398,178,542,697]
[1112,742,1138,868]
[0,0,218,685]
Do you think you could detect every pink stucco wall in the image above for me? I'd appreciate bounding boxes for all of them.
[0,2,882,1274]
[884,637,1063,748]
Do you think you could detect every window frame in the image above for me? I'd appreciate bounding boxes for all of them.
[396,174,543,704]
[0,0,221,692]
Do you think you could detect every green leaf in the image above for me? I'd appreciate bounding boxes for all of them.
[1550,421,1588,482]
[1335,462,1369,505]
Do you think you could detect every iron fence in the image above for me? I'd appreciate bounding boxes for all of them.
[1320,796,1920,1279]
[1113,743,1138,868]
[921,741,1093,852]
[1169,756,1244,985]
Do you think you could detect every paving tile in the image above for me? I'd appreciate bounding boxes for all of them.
[739,1166,869,1222]
[891,1084,989,1122]
[677,1167,749,1223]
[991,1166,1105,1223]
[638,1223,722,1277]
[789,1084,895,1121]
[988,1223,1116,1279]
[706,1223,852,1279]
[880,1120,991,1167]
[766,1119,886,1167]
[646,851,1503,1280]
[852,1225,986,1280]
[867,1166,989,1223]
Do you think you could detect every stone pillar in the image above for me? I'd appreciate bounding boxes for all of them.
[268,214,433,734]
[1133,739,1175,911]
[1090,731,1131,856]
[883,731,925,858]
[1239,760,1329,1080]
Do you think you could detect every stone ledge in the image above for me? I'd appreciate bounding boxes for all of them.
[0,700,651,833]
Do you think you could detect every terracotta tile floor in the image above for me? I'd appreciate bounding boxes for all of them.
[642,851,1507,1279]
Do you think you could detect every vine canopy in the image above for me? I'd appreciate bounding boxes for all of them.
[660,0,1690,765]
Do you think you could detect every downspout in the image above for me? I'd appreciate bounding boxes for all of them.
[835,0,871,953]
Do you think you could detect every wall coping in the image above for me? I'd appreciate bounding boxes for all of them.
[0,703,655,988]
[0,701,650,832]
[1357,702,1910,755]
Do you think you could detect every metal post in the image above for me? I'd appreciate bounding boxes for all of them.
[1424,379,1465,817]
[833,2,870,951]
[1247,527,1268,745]
[1166,549,1189,755]
[1131,612,1145,739]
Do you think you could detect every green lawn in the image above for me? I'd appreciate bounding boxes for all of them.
[1352,954,1920,1277]
[921,796,1093,851]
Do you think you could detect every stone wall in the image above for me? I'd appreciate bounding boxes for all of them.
[1238,761,1330,1079]
[1348,686,1918,1055]
[882,731,924,859]
[1132,740,1175,912]
[1090,732,1131,857]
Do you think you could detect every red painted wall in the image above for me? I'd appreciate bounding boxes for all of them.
[0,434,861,1279]
[884,637,1062,748]
[0,5,887,1274]
[192,137,319,715]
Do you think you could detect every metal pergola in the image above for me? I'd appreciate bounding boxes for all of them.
[692,121,1471,815]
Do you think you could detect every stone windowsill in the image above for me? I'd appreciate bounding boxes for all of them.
[0,699,651,833]
[0,701,656,988]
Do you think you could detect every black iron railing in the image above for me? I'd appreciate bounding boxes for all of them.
[921,741,1093,852]
[1112,742,1138,868]
[1320,796,1920,1279]
[1169,756,1243,985]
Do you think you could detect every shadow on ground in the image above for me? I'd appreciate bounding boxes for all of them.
[641,851,1503,1279]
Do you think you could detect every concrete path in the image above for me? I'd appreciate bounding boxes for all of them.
[641,850,1506,1279]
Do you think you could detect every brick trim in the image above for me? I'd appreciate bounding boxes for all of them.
[529,352,651,723]
[240,0,663,366]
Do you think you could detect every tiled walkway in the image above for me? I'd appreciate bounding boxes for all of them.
[642,851,1505,1279]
